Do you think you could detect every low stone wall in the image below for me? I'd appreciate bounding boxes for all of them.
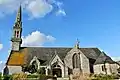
[69,73,89,80]
[57,78,69,80]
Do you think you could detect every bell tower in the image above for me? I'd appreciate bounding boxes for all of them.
[11,6,22,51]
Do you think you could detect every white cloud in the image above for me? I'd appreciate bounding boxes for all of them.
[55,1,66,16]
[111,57,120,61]
[21,31,56,47]
[0,44,3,50]
[0,0,66,19]
[0,61,5,72]
[26,0,53,19]
[56,9,66,16]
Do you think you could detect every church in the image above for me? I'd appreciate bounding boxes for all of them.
[4,6,120,77]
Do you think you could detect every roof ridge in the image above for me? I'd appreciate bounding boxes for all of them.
[20,47,98,49]
[21,46,73,48]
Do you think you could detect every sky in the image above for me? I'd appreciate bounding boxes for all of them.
[0,0,120,71]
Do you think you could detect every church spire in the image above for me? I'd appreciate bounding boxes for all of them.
[11,6,22,51]
[15,5,22,22]
[14,5,22,29]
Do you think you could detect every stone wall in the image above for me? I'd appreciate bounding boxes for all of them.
[94,64,110,74]
[64,48,90,75]
[64,65,68,77]
[80,53,90,74]
[94,64,103,74]
[94,63,119,75]
[64,48,79,69]
[110,63,119,74]
[7,66,22,74]
[12,42,20,51]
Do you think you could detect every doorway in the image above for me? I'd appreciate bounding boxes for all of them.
[52,68,62,77]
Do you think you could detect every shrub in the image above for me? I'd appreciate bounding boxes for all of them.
[38,74,56,80]
[111,73,120,79]
[38,74,47,80]
[72,73,89,80]
[92,74,117,80]
[37,67,45,74]
[0,72,2,80]
[3,75,12,80]
[27,74,39,78]
[12,73,27,80]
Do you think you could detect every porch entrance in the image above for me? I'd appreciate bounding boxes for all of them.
[52,63,62,77]
[52,68,62,77]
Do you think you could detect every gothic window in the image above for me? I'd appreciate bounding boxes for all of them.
[72,53,79,68]
[102,65,106,71]
[14,31,16,37]
[16,31,19,38]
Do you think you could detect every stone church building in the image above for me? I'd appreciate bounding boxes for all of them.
[3,6,119,77]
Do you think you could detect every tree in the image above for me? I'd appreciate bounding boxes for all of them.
[22,64,37,74]
[37,67,45,74]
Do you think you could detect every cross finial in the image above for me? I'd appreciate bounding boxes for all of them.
[55,50,57,55]
[75,38,80,48]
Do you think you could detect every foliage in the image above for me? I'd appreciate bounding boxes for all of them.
[12,73,27,80]
[27,74,55,80]
[90,73,120,80]
[38,74,56,80]
[37,67,45,74]
[72,73,89,80]
[0,72,2,80]
[3,75,12,80]
[22,64,37,74]
[27,74,39,78]
[38,74,47,80]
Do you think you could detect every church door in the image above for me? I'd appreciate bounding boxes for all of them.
[52,64,62,77]
[52,68,62,77]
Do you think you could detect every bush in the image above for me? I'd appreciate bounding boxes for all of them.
[12,73,27,80]
[0,72,2,80]
[38,74,56,80]
[27,74,56,80]
[111,73,120,79]
[37,67,45,74]
[3,75,12,80]
[27,74,39,78]
[91,74,119,80]
[38,74,47,80]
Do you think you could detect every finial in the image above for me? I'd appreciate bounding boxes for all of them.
[15,5,22,22]
[75,38,80,48]
[55,50,57,55]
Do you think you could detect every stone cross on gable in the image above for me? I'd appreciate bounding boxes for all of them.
[75,38,80,49]
[55,50,57,55]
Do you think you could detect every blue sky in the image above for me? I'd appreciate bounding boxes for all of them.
[0,0,120,64]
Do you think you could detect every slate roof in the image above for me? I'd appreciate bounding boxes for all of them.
[6,47,110,66]
[26,47,72,65]
[80,48,101,60]
[94,52,115,65]
[116,61,120,66]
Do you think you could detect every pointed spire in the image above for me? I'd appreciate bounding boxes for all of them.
[15,5,22,22]
[74,38,80,49]
[14,5,22,28]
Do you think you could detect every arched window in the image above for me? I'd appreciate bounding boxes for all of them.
[14,31,16,37]
[16,31,19,38]
[72,53,79,68]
